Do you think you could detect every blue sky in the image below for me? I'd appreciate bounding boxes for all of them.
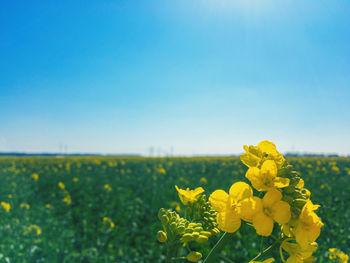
[1,0,350,155]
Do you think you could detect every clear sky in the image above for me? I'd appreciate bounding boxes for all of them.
[1,0,350,156]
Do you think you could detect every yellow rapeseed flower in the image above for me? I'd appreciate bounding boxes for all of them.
[329,248,349,263]
[246,160,289,192]
[240,140,285,169]
[63,195,72,205]
[103,217,115,228]
[20,203,30,209]
[209,182,253,233]
[58,182,65,189]
[45,204,51,209]
[1,201,10,212]
[27,225,42,235]
[73,177,79,182]
[281,240,318,263]
[104,184,112,192]
[31,173,39,181]
[175,186,204,205]
[241,188,291,236]
[295,200,323,247]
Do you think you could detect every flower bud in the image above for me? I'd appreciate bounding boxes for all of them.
[157,231,167,243]
[158,208,166,220]
[187,251,202,262]
[161,215,169,226]
[196,235,208,243]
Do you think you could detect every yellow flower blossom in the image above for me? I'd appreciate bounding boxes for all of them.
[209,182,253,233]
[27,224,42,235]
[200,177,207,184]
[103,217,115,228]
[63,195,72,205]
[281,240,318,263]
[241,188,291,236]
[329,248,349,263]
[8,194,12,199]
[240,140,285,169]
[104,184,112,192]
[45,204,51,209]
[58,181,65,189]
[73,177,79,182]
[175,186,204,205]
[246,160,289,191]
[1,201,10,212]
[20,203,30,209]
[294,200,323,247]
[31,173,39,181]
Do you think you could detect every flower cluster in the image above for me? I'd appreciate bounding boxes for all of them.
[329,248,349,263]
[157,140,325,262]
[208,140,324,262]
[156,187,219,262]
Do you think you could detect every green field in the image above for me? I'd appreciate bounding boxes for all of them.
[0,156,349,262]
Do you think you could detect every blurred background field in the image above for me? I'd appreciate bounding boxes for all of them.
[0,156,349,262]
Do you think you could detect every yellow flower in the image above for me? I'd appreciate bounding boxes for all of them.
[63,195,72,205]
[246,160,289,191]
[45,204,51,209]
[104,184,112,192]
[200,177,207,184]
[27,225,42,235]
[241,188,291,236]
[240,140,285,169]
[295,200,323,247]
[251,258,275,263]
[58,181,65,189]
[31,173,39,181]
[1,201,10,212]
[20,203,30,209]
[175,186,204,205]
[103,217,115,228]
[8,194,12,199]
[73,177,79,182]
[187,251,202,262]
[209,182,253,233]
[281,240,318,263]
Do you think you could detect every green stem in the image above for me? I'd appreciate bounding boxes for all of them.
[249,240,281,262]
[203,232,234,263]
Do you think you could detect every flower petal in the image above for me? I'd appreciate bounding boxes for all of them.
[253,211,274,236]
[261,160,277,181]
[271,200,291,224]
[273,177,290,188]
[216,210,241,233]
[240,196,263,222]
[263,188,282,208]
[246,167,266,191]
[209,190,228,213]
[258,140,277,155]
[229,182,252,201]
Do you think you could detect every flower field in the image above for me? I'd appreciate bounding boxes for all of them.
[0,154,349,262]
